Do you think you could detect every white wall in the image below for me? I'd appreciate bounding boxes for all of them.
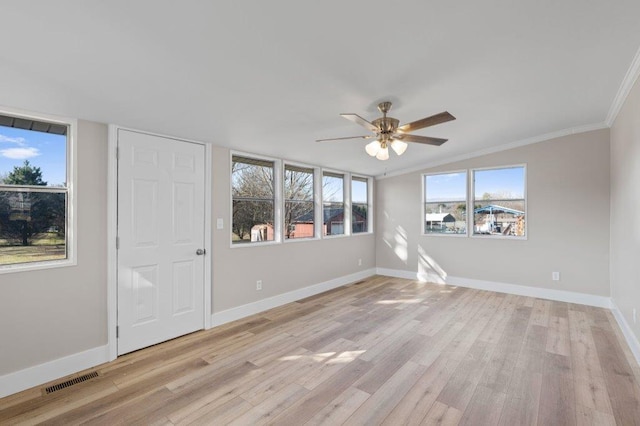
[376,129,611,297]
[0,120,108,376]
[610,76,640,344]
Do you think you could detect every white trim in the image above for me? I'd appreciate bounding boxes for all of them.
[610,300,640,368]
[606,45,640,126]
[106,125,118,361]
[0,345,110,398]
[376,268,612,308]
[376,122,608,180]
[203,143,213,329]
[211,268,376,327]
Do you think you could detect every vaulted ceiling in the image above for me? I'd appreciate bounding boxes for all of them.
[1,1,639,176]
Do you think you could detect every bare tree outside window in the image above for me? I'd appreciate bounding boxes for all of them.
[322,172,344,236]
[351,176,368,233]
[231,156,275,243]
[284,165,314,239]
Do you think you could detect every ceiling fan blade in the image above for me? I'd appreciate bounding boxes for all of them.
[316,135,375,142]
[395,134,448,146]
[397,111,456,133]
[340,113,379,132]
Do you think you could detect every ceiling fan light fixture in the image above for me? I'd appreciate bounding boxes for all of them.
[390,139,408,156]
[375,146,389,161]
[365,140,381,157]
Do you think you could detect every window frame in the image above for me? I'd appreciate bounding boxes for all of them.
[351,175,372,235]
[283,161,318,243]
[470,164,527,240]
[0,107,77,274]
[321,170,348,238]
[230,152,281,248]
[421,169,469,238]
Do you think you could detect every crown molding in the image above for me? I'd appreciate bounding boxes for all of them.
[376,121,608,180]
[606,45,640,126]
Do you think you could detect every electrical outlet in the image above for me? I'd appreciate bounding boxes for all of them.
[634,308,637,324]
[256,280,262,291]
[217,218,223,230]
[358,258,362,266]
[552,272,560,281]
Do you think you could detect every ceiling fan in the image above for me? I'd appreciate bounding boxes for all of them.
[317,101,456,160]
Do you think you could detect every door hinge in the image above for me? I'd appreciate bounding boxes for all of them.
[116,326,119,338]
[116,236,120,249]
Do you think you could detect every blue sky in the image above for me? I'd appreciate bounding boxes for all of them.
[0,126,66,186]
[425,172,467,202]
[426,167,525,202]
[474,167,524,199]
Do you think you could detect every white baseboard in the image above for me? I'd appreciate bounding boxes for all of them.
[610,300,640,368]
[376,268,612,308]
[211,268,376,327]
[0,344,110,399]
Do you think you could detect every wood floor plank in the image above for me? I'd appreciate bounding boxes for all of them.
[1,275,639,426]
[345,360,427,425]
[266,358,372,425]
[459,384,507,426]
[382,356,460,425]
[422,400,463,426]
[303,387,370,426]
[538,352,577,426]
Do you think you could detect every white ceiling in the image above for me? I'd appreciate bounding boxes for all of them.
[1,1,639,177]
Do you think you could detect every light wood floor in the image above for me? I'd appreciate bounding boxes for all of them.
[2,276,640,425]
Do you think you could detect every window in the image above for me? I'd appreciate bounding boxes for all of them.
[423,171,468,235]
[231,155,275,244]
[284,164,315,239]
[351,176,369,233]
[322,172,344,236]
[230,153,373,245]
[0,112,71,268]
[472,165,526,237]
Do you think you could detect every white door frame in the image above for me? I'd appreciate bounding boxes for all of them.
[106,125,212,361]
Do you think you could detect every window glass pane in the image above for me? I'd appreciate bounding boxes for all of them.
[0,123,67,187]
[352,177,368,233]
[352,204,367,233]
[473,166,525,237]
[424,172,467,235]
[232,156,275,244]
[0,191,67,265]
[425,172,466,202]
[351,177,367,204]
[323,173,344,236]
[284,165,314,239]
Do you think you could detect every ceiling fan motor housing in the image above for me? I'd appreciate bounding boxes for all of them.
[372,117,399,139]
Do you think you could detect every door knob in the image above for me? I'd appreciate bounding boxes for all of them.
[196,248,206,255]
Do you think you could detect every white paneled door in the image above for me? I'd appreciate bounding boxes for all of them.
[117,129,205,355]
